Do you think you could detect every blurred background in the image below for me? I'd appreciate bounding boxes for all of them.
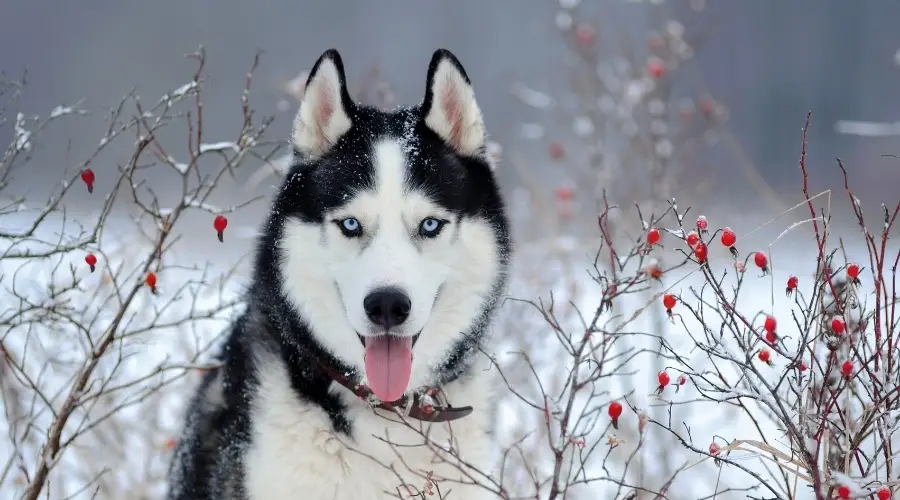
[2,1,900,498]
[3,0,900,232]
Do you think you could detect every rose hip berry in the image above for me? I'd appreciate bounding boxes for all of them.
[841,360,853,378]
[549,141,565,159]
[758,349,772,365]
[686,231,700,248]
[145,272,158,295]
[656,370,670,395]
[764,315,776,334]
[837,485,851,499]
[709,442,720,455]
[676,374,687,393]
[555,186,575,201]
[84,253,97,273]
[832,317,846,336]
[214,215,228,243]
[754,251,769,275]
[720,227,739,257]
[785,275,798,297]
[694,242,708,263]
[696,215,708,234]
[878,487,891,500]
[608,401,623,429]
[80,168,95,194]
[647,60,665,78]
[765,330,777,344]
[847,263,861,286]
[647,227,661,246]
[575,25,596,46]
[663,293,677,319]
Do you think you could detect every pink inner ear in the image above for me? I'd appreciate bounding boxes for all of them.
[439,75,464,148]
[314,84,335,145]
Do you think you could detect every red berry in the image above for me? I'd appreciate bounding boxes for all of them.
[694,242,708,263]
[720,227,736,247]
[647,227,661,246]
[708,442,720,455]
[832,317,846,335]
[146,272,157,294]
[84,253,97,272]
[555,186,575,201]
[686,231,700,247]
[837,485,851,499]
[765,330,777,344]
[758,349,771,363]
[799,361,808,372]
[658,370,670,387]
[575,25,596,46]
[696,215,708,233]
[608,401,623,419]
[678,375,686,386]
[80,168,95,194]
[647,60,665,78]
[786,275,798,297]
[754,251,768,269]
[663,294,677,310]
[699,96,716,116]
[841,360,853,378]
[549,141,565,159]
[214,215,228,242]
[878,487,891,500]
[847,263,860,279]
[764,315,776,333]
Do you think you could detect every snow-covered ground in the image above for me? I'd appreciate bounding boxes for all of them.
[0,204,894,499]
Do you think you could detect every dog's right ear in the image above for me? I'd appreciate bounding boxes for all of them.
[291,49,354,159]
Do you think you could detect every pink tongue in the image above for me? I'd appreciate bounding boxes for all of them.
[364,335,413,403]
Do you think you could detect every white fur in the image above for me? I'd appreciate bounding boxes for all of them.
[256,137,503,498]
[291,55,353,158]
[424,60,486,156]
[244,352,497,499]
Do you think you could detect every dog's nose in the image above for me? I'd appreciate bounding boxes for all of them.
[363,288,411,329]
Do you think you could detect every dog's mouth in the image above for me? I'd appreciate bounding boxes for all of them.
[357,331,421,403]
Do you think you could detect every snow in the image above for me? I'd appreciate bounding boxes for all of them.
[198,141,239,154]
[14,112,31,151]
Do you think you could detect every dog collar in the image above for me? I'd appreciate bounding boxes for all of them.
[319,363,473,423]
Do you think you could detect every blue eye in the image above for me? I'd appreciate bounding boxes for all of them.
[419,218,446,238]
[334,217,362,237]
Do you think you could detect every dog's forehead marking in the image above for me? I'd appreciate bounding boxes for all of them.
[372,139,409,205]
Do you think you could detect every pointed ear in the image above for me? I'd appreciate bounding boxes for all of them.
[291,49,354,158]
[421,49,486,157]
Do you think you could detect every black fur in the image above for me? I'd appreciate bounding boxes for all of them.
[166,48,510,500]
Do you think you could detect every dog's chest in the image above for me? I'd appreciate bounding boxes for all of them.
[242,366,494,500]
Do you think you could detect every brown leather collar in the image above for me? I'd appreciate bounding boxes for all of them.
[319,363,473,423]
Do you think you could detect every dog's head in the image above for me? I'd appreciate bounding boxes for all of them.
[272,49,509,402]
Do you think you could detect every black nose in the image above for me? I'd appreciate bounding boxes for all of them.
[363,288,411,329]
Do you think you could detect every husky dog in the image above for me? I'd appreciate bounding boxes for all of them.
[166,48,511,500]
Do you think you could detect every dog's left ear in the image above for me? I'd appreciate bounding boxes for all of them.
[421,49,486,157]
